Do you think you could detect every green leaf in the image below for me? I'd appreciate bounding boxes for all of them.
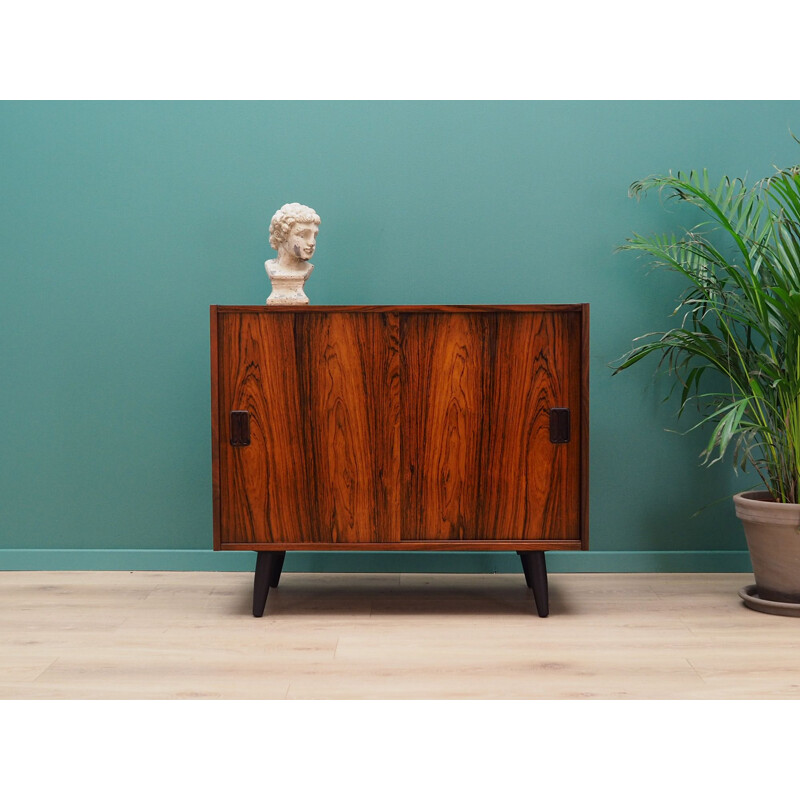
[613,140,800,500]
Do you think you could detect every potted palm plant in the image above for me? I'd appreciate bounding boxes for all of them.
[613,146,800,615]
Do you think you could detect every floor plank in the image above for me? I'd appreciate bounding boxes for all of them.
[2,570,798,699]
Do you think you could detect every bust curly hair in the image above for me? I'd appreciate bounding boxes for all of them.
[269,203,320,251]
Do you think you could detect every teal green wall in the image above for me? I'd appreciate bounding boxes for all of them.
[2,101,799,572]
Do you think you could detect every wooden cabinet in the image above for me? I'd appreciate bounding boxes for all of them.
[211,305,589,616]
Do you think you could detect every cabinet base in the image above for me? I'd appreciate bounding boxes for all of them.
[251,550,550,618]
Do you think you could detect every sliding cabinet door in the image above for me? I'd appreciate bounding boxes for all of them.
[215,310,400,546]
[400,309,583,543]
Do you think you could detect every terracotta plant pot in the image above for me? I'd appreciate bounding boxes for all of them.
[734,490,800,610]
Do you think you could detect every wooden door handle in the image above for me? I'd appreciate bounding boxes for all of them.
[549,408,570,443]
[230,410,251,446]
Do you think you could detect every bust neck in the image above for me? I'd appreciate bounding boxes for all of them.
[276,252,308,272]
[267,257,314,278]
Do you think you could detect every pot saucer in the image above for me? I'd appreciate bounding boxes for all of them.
[739,584,800,617]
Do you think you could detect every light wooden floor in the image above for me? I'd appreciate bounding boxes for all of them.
[2,570,800,699]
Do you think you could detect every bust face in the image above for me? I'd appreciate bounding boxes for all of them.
[282,223,318,261]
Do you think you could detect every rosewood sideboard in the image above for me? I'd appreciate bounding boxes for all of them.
[210,304,589,617]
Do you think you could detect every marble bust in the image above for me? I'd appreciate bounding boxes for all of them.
[265,202,320,305]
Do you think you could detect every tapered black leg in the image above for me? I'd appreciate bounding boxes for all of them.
[529,551,549,617]
[253,551,275,617]
[517,550,533,588]
[269,551,286,588]
[519,551,549,617]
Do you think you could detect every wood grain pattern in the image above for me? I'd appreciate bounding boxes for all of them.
[401,313,487,540]
[211,305,588,550]
[210,306,221,550]
[215,540,583,551]
[400,310,582,541]
[581,303,590,546]
[217,312,311,544]
[214,304,584,314]
[294,312,400,543]
[216,310,399,545]
[478,311,582,540]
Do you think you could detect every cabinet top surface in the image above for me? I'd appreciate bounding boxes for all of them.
[212,303,588,314]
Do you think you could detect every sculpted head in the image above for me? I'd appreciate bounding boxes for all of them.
[269,202,320,262]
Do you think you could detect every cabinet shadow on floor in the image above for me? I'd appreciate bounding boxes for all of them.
[224,573,570,618]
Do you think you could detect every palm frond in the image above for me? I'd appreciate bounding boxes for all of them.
[615,142,800,501]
